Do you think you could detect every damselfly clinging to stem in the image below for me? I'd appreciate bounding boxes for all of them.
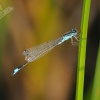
[12,28,79,75]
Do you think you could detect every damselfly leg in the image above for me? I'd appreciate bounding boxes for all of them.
[70,34,80,45]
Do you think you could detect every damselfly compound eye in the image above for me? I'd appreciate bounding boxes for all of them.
[72,28,77,33]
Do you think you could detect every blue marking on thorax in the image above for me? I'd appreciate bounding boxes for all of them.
[58,35,71,45]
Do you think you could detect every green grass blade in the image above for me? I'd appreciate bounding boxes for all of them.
[91,44,100,100]
[75,0,91,100]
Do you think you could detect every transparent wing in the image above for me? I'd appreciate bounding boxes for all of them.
[25,45,54,62]
[23,37,63,56]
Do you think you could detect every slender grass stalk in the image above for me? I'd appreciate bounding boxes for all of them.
[91,44,100,100]
[75,0,91,100]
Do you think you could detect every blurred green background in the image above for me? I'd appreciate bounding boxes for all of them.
[0,0,100,100]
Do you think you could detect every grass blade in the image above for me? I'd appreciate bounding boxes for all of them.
[75,0,91,100]
[91,44,100,100]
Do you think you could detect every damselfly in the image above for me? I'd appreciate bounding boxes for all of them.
[12,28,79,75]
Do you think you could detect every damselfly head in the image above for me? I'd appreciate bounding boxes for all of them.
[63,28,77,37]
[71,28,77,36]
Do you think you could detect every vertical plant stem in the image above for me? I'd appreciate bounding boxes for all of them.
[91,44,100,100]
[76,0,91,100]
